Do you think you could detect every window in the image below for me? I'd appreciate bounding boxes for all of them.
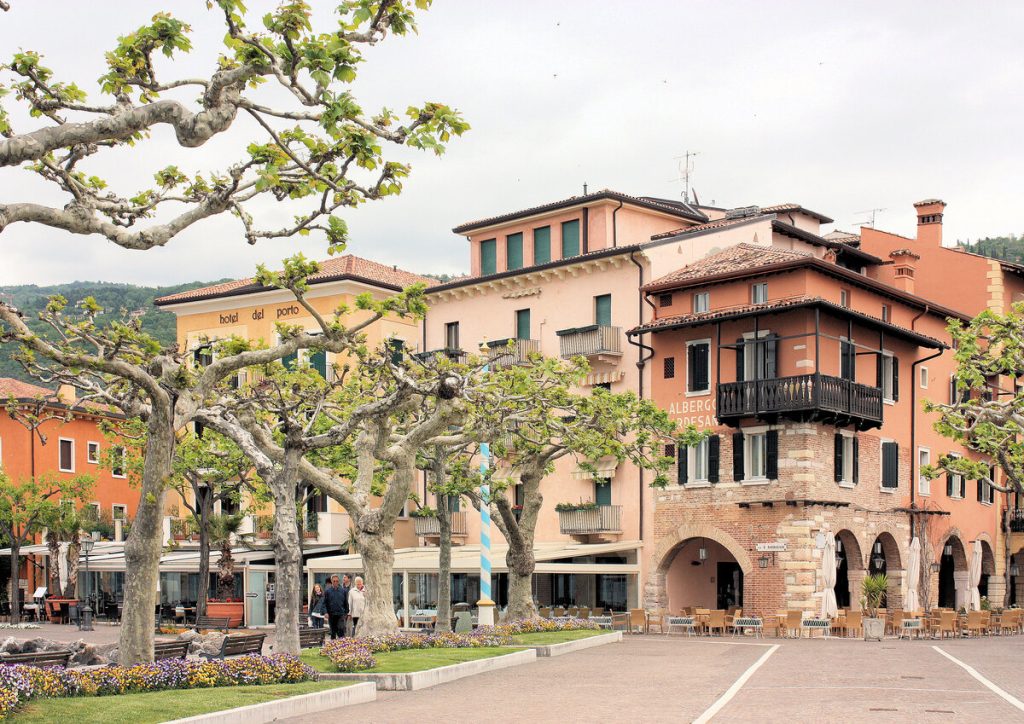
[59,438,74,472]
[840,337,856,381]
[193,343,213,369]
[594,294,612,326]
[594,382,612,391]
[840,289,850,308]
[751,283,768,304]
[533,226,551,265]
[693,292,710,313]
[676,435,720,486]
[949,375,969,404]
[879,351,899,402]
[594,478,612,506]
[946,456,966,499]
[881,304,891,322]
[834,432,859,486]
[86,502,100,517]
[658,293,672,308]
[445,322,460,350]
[977,470,995,505]
[87,441,100,464]
[881,441,899,489]
[506,232,524,271]
[663,357,675,379]
[308,349,328,379]
[739,331,777,381]
[111,446,126,478]
[561,219,581,258]
[112,504,127,521]
[687,340,710,393]
[480,238,497,275]
[918,448,931,496]
[733,429,777,482]
[515,309,531,340]
[919,366,929,389]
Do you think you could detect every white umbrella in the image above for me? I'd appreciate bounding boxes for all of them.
[968,539,983,612]
[820,535,838,619]
[905,537,921,613]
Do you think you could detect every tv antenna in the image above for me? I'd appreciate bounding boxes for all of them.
[854,207,887,228]
[670,151,700,203]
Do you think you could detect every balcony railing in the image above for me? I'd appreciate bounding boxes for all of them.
[486,338,540,367]
[558,505,622,536]
[1010,509,1024,533]
[414,511,468,537]
[717,374,883,427]
[414,348,467,365]
[556,325,622,359]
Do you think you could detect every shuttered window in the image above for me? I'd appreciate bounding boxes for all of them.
[834,433,859,485]
[677,435,720,485]
[59,438,74,472]
[595,294,612,326]
[480,238,497,275]
[533,226,551,264]
[945,454,965,498]
[881,442,899,488]
[740,333,778,381]
[561,219,581,258]
[733,432,745,482]
[515,309,531,340]
[878,352,899,402]
[308,349,327,379]
[687,341,710,392]
[445,322,460,350]
[735,430,777,481]
[506,233,524,271]
[595,479,612,506]
[840,339,856,381]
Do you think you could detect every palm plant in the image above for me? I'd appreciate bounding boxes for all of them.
[207,514,246,600]
[862,573,888,618]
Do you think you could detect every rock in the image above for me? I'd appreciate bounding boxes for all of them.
[197,633,224,657]
[20,638,45,653]
[106,648,119,664]
[177,630,199,643]
[0,637,20,655]
[70,644,100,666]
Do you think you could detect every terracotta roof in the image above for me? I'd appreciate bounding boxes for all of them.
[649,215,768,241]
[644,244,810,290]
[914,198,946,207]
[628,296,945,348]
[759,203,834,224]
[0,378,54,399]
[772,221,882,264]
[155,255,437,306]
[822,230,860,245]
[451,189,708,234]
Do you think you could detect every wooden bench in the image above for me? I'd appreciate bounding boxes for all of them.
[298,627,327,649]
[193,615,231,633]
[153,640,191,661]
[1,650,72,667]
[201,632,266,660]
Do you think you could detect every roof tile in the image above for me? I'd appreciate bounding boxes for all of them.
[644,243,810,290]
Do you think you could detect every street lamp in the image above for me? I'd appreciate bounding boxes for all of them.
[80,537,95,631]
[476,339,496,626]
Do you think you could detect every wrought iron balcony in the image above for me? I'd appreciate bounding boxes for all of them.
[717,373,883,429]
[556,325,622,359]
[414,347,468,364]
[486,338,540,367]
[558,505,622,537]
[414,511,468,538]
[1010,509,1024,533]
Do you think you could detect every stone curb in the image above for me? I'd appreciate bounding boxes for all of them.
[166,681,376,723]
[319,648,537,690]
[522,630,623,657]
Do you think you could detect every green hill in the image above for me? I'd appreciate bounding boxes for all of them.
[0,280,228,384]
[962,234,1024,265]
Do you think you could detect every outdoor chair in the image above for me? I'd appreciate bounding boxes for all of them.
[887,610,905,636]
[647,609,667,634]
[773,610,789,638]
[725,608,742,634]
[964,611,984,637]
[628,608,648,634]
[785,610,802,639]
[705,610,726,636]
[1002,610,1022,635]
[932,611,957,639]
[68,604,80,627]
[842,610,863,638]
[980,610,991,635]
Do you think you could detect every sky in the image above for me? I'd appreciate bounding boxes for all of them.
[1,0,1022,287]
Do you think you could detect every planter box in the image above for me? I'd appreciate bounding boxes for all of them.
[168,682,376,724]
[206,601,244,628]
[321,649,536,691]
[524,630,622,657]
[863,617,884,641]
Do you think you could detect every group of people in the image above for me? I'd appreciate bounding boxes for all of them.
[309,574,366,639]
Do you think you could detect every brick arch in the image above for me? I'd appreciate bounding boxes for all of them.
[936,528,969,570]
[835,529,864,570]
[653,522,753,574]
[977,537,997,576]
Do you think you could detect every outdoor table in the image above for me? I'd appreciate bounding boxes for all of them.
[732,616,763,638]
[22,604,40,622]
[899,618,924,639]
[800,618,831,638]
[667,616,696,636]
[590,615,613,629]
[410,615,435,629]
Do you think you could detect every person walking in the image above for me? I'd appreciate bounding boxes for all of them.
[340,574,353,636]
[348,576,366,636]
[309,583,327,629]
[324,575,348,639]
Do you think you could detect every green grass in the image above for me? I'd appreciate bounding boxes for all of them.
[15,681,348,724]
[510,629,608,645]
[301,646,522,674]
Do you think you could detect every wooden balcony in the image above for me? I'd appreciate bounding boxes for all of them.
[414,511,468,543]
[486,338,541,367]
[558,505,622,542]
[716,374,883,429]
[556,325,622,361]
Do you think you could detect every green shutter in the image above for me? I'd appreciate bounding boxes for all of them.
[480,239,497,275]
[516,309,531,340]
[281,352,298,370]
[594,479,612,506]
[506,233,524,270]
[595,294,612,326]
[561,220,580,258]
[309,349,327,379]
[533,226,551,264]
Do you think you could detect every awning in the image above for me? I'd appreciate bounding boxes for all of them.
[571,458,620,480]
[6,543,339,572]
[584,370,624,387]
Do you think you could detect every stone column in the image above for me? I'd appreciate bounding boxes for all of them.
[954,571,969,610]
[847,568,867,610]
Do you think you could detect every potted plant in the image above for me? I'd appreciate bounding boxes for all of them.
[554,501,599,513]
[205,514,245,627]
[170,517,188,541]
[861,573,888,641]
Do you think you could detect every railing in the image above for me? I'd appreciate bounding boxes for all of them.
[716,374,882,424]
[558,505,622,535]
[414,348,467,365]
[414,511,468,537]
[254,513,318,539]
[556,325,622,358]
[1010,509,1024,533]
[486,338,540,367]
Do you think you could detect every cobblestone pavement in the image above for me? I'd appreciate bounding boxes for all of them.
[284,635,1024,723]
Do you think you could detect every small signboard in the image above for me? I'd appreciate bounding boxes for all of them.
[756,542,788,552]
[245,592,258,598]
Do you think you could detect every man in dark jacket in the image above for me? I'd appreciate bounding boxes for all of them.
[324,574,348,639]
[339,574,353,636]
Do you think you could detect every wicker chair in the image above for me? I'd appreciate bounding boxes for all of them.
[706,610,727,636]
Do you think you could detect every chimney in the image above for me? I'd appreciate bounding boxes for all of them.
[889,249,920,294]
[56,384,76,405]
[913,198,946,247]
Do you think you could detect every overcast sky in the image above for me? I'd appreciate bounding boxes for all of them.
[1,1,1022,287]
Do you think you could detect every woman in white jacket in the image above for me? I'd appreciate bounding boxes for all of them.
[348,576,366,636]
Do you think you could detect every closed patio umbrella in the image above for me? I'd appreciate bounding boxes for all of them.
[905,537,921,612]
[820,535,838,619]
[968,539,983,612]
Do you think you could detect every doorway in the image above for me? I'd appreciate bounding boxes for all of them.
[717,562,742,609]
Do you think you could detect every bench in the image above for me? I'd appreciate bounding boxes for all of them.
[731,617,763,638]
[899,618,924,640]
[298,627,328,649]
[153,640,191,661]
[800,618,831,638]
[1,650,72,667]
[590,615,613,629]
[201,632,266,660]
[193,615,231,633]
[667,616,697,636]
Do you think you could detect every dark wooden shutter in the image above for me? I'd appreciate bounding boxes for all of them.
[766,430,779,479]
[677,445,688,485]
[892,357,900,401]
[834,434,844,482]
[688,345,698,392]
[977,479,984,502]
[881,442,899,488]
[690,343,709,391]
[959,475,966,499]
[852,436,859,485]
[708,435,720,483]
[946,472,954,497]
[735,339,745,382]
[765,334,779,379]
[733,432,744,481]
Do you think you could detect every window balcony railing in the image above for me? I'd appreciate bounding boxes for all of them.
[414,511,468,538]
[556,325,622,359]
[1010,509,1024,533]
[716,374,883,428]
[486,338,541,367]
[558,505,622,536]
[414,348,468,365]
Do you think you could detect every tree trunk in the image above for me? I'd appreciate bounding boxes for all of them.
[9,541,20,625]
[46,531,61,594]
[64,538,81,598]
[271,453,303,656]
[436,493,452,633]
[196,493,211,618]
[506,543,536,620]
[356,524,399,636]
[118,409,174,665]
[493,470,544,622]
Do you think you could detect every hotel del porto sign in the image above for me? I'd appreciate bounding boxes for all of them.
[219,304,303,325]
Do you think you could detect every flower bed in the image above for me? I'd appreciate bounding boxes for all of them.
[318,618,599,672]
[0,654,316,717]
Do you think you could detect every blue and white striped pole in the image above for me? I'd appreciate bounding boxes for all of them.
[477,340,496,626]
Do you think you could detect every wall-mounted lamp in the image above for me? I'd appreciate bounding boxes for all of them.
[872,555,885,570]
[835,538,843,554]
[835,553,844,569]
[944,543,953,557]
[698,538,708,561]
[930,562,941,574]
[758,555,770,569]
[874,541,883,555]
[1012,564,1020,577]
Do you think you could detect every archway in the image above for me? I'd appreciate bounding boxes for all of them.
[978,539,997,602]
[648,523,753,610]
[938,535,968,609]
[834,530,864,609]
[663,538,744,611]
[868,532,902,608]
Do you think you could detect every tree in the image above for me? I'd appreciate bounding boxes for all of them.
[0,471,92,622]
[0,0,467,251]
[208,514,247,600]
